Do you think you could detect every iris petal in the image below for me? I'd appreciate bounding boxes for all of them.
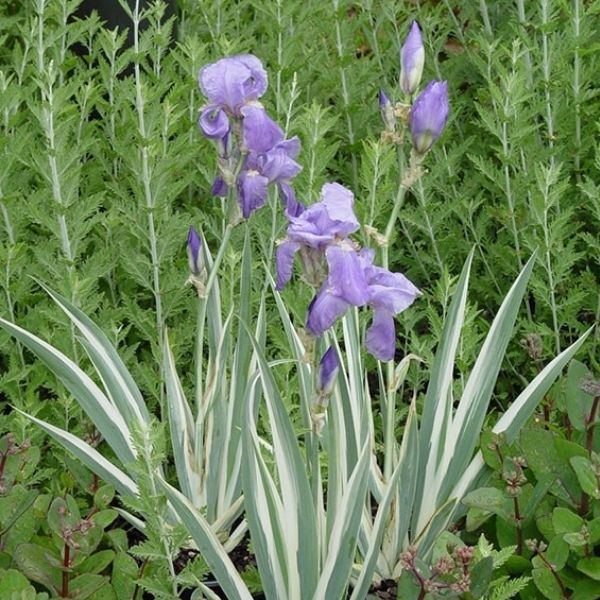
[365,310,396,362]
[306,284,350,336]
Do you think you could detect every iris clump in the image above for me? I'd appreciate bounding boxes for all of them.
[198,54,302,218]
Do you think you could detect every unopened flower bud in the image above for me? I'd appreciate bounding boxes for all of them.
[409,80,449,154]
[318,347,339,396]
[400,21,425,96]
[187,226,203,276]
[379,89,396,131]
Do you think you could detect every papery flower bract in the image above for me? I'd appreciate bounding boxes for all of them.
[410,80,449,154]
[379,89,396,131]
[275,183,360,290]
[198,54,267,114]
[318,347,339,396]
[400,21,425,96]
[187,226,202,275]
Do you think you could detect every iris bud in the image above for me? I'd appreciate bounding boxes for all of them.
[187,226,203,275]
[379,89,396,131]
[409,80,449,154]
[400,21,425,96]
[318,346,339,396]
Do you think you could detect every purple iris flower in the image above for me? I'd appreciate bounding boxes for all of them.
[198,55,279,163]
[400,21,425,96]
[238,136,303,218]
[307,249,420,361]
[198,54,268,115]
[409,80,449,154]
[275,183,360,290]
[187,226,202,275]
[318,347,339,396]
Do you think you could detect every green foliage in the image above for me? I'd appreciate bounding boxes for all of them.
[463,358,600,599]
[0,0,598,597]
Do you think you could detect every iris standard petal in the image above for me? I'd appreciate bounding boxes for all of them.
[278,183,305,218]
[367,267,421,314]
[199,55,267,112]
[320,182,360,235]
[259,143,302,181]
[241,105,284,154]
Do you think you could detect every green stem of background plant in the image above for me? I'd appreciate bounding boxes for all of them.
[61,542,70,598]
[132,0,165,413]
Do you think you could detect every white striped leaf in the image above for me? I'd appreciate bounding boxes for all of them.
[0,317,135,466]
[40,283,149,426]
[15,409,138,498]
[159,480,253,600]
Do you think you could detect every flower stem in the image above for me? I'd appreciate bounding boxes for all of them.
[61,543,70,598]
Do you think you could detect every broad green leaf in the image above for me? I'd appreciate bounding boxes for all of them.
[566,360,593,431]
[531,567,566,600]
[553,507,584,535]
[570,456,600,499]
[470,555,493,598]
[111,553,139,600]
[577,557,600,581]
[572,577,600,600]
[545,537,569,571]
[78,550,115,575]
[462,487,513,522]
[588,517,600,544]
[13,544,61,594]
[68,574,108,600]
[396,568,421,600]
